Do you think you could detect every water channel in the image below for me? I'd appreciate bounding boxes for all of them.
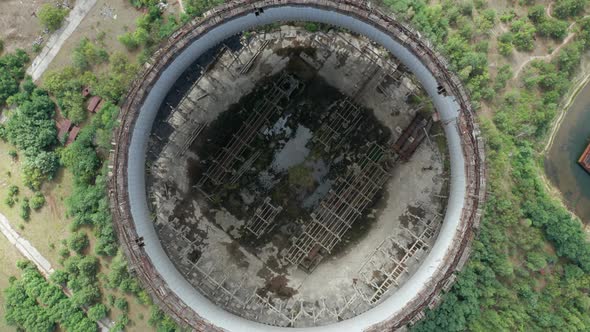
[545,81,590,224]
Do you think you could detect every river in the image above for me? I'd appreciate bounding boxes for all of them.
[545,80,590,224]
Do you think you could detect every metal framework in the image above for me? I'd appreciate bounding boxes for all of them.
[313,98,364,151]
[285,143,391,271]
[197,73,300,194]
[108,1,487,330]
[245,197,284,238]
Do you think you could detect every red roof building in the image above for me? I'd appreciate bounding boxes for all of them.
[579,142,590,174]
[66,126,80,146]
[57,119,72,142]
[82,87,91,97]
[87,96,102,113]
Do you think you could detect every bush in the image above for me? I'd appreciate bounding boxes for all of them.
[68,232,89,254]
[20,198,30,221]
[554,0,587,19]
[22,151,60,190]
[114,298,128,313]
[30,192,46,210]
[0,50,30,105]
[87,303,108,321]
[511,19,536,52]
[4,196,15,207]
[8,185,19,197]
[38,4,69,32]
[72,38,109,71]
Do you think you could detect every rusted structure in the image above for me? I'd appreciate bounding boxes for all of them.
[108,1,486,331]
[392,113,433,161]
[579,143,590,174]
[286,143,391,271]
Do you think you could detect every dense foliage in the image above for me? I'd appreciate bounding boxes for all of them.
[1,79,60,190]
[4,261,97,332]
[38,4,69,32]
[385,2,590,331]
[0,50,29,105]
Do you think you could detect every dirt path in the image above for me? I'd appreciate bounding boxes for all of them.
[513,24,576,79]
[27,0,98,81]
[0,213,54,277]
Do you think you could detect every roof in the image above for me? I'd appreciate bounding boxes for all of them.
[87,96,102,113]
[82,87,91,97]
[57,119,72,142]
[578,143,590,173]
[66,126,80,146]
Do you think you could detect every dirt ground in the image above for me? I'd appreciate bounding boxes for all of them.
[0,0,51,54]
[43,0,142,73]
[44,0,184,74]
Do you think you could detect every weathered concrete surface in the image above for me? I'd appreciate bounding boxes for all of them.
[109,1,486,331]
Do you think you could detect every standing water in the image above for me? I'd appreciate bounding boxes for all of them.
[545,81,590,224]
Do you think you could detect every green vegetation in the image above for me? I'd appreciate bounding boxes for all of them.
[554,0,587,19]
[377,2,590,331]
[19,198,30,221]
[38,4,69,32]
[44,43,136,124]
[2,80,59,190]
[68,232,89,254]
[0,50,29,106]
[4,261,97,331]
[30,192,46,210]
[528,5,569,40]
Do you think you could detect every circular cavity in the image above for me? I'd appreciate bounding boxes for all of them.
[109,1,486,331]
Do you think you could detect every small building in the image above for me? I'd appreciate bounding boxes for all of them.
[57,118,72,142]
[578,142,590,174]
[87,96,103,113]
[82,87,91,97]
[66,126,80,146]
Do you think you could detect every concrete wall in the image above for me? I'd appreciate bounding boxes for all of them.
[108,1,486,331]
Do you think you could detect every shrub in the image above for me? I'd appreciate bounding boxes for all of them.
[20,198,30,221]
[114,298,128,313]
[87,303,108,321]
[68,232,89,254]
[30,192,46,210]
[4,196,15,207]
[38,4,69,31]
[8,185,19,197]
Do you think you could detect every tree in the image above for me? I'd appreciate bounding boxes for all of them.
[30,192,46,210]
[68,232,89,254]
[511,19,536,51]
[72,38,108,71]
[0,50,29,105]
[38,4,69,31]
[554,0,587,19]
[114,298,128,313]
[22,151,60,190]
[43,67,86,124]
[20,198,30,221]
[5,89,57,157]
[87,303,108,321]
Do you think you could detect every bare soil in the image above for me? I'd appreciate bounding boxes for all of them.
[0,0,51,54]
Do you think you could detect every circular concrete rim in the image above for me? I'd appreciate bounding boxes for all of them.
[109,1,486,331]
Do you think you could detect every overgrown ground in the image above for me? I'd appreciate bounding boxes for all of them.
[0,141,71,265]
[0,0,51,54]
